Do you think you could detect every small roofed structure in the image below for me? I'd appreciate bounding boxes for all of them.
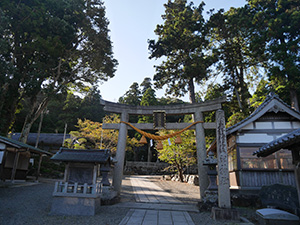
[254,128,300,213]
[51,148,111,164]
[50,148,113,216]
[209,93,300,190]
[0,135,52,182]
[11,133,71,153]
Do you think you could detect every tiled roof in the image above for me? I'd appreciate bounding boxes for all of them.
[11,133,70,145]
[208,93,300,152]
[253,128,300,157]
[0,136,52,155]
[51,148,111,163]
[226,92,300,135]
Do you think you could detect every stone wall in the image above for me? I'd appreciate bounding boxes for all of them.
[162,174,199,186]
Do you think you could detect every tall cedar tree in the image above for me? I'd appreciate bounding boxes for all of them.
[248,0,300,111]
[148,0,215,103]
[208,6,266,117]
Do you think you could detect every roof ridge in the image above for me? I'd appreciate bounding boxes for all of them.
[226,93,299,134]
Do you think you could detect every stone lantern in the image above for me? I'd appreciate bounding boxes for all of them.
[199,151,218,210]
[203,151,218,191]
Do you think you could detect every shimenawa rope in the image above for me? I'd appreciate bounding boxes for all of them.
[120,121,203,140]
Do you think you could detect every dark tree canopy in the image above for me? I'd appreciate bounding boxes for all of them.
[0,0,117,138]
[13,88,105,134]
[208,6,265,116]
[118,82,142,106]
[248,0,300,110]
[140,77,153,94]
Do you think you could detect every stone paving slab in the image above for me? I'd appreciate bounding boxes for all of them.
[119,209,195,225]
[113,202,199,212]
[130,176,180,204]
[118,176,198,225]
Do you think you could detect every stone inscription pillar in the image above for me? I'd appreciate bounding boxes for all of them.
[194,111,209,200]
[112,112,129,194]
[216,109,231,208]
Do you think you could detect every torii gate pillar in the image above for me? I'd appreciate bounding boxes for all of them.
[195,111,209,200]
[112,111,129,193]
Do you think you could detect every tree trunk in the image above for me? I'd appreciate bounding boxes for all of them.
[290,88,300,112]
[19,97,49,143]
[188,78,196,103]
[0,96,19,136]
[234,67,244,111]
[20,121,34,143]
[234,87,243,111]
[35,110,44,148]
[175,157,184,182]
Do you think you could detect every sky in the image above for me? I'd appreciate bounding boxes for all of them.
[99,0,247,102]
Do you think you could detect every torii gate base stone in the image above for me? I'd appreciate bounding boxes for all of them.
[101,98,240,220]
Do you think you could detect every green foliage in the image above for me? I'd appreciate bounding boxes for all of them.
[0,0,117,136]
[226,112,247,128]
[64,115,141,155]
[248,0,300,109]
[138,88,158,124]
[140,77,153,94]
[249,79,271,109]
[157,129,196,182]
[208,6,262,116]
[13,88,105,133]
[28,155,64,178]
[149,0,215,103]
[118,82,142,106]
[140,88,158,107]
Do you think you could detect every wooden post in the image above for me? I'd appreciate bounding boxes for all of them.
[295,163,300,209]
[63,182,68,193]
[93,165,97,184]
[11,150,20,182]
[63,163,69,182]
[74,182,78,193]
[36,154,44,181]
[0,150,8,181]
[147,144,151,163]
[54,181,58,193]
[35,111,44,148]
[292,148,300,208]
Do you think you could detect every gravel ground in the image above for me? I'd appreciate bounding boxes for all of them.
[0,176,257,225]
[0,179,129,225]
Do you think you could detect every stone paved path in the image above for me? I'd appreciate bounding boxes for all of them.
[118,176,197,225]
[130,176,181,203]
[119,209,195,225]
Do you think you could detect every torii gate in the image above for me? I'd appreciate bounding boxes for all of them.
[100,97,231,209]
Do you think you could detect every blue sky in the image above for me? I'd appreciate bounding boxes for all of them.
[100,0,247,102]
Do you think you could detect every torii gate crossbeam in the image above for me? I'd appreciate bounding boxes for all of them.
[100,97,231,209]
